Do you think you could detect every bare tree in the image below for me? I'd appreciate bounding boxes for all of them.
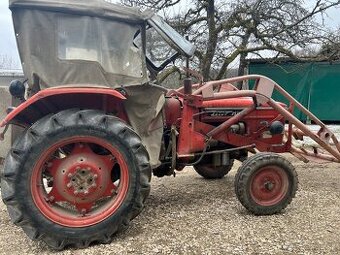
[318,28,340,60]
[122,0,340,83]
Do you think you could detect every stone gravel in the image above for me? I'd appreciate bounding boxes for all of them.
[0,154,339,255]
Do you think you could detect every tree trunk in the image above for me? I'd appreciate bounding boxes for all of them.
[201,0,217,81]
[235,52,248,89]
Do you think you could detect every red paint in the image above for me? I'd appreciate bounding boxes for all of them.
[249,166,289,206]
[0,87,126,127]
[170,92,289,157]
[177,101,205,155]
[30,136,129,227]
[207,106,256,137]
[164,97,182,127]
[202,97,254,108]
[194,120,287,154]
[201,97,286,109]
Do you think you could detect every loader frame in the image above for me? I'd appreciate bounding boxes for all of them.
[170,74,340,164]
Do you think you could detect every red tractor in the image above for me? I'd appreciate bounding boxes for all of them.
[1,0,340,250]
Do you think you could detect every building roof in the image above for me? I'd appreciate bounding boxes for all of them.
[0,69,23,76]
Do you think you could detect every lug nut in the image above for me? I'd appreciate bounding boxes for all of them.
[49,196,55,202]
[86,167,91,171]
[66,182,72,188]
[68,173,73,178]
[74,190,79,195]
[81,208,86,216]
[76,166,81,170]
[93,174,98,179]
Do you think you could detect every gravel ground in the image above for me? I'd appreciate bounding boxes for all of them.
[0,154,339,255]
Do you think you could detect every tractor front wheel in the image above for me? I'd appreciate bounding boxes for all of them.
[1,109,151,249]
[234,153,298,215]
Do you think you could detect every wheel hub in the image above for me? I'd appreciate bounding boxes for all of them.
[264,180,275,191]
[67,166,99,195]
[250,165,289,206]
[46,143,119,211]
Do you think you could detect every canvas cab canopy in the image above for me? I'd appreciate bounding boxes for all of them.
[9,0,195,93]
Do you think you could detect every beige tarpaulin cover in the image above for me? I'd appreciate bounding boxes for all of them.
[124,85,165,167]
[9,0,164,167]
[10,0,152,92]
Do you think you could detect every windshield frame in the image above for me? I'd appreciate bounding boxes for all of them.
[147,14,196,57]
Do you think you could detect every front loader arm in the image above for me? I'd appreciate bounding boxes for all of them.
[176,75,340,164]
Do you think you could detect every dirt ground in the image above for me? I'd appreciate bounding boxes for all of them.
[0,154,339,255]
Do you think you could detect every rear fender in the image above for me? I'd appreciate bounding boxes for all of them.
[0,87,127,128]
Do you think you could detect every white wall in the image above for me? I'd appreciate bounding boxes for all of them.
[0,73,24,87]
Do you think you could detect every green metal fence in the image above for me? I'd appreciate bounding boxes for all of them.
[248,60,340,122]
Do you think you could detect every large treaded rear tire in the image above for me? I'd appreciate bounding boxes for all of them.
[1,109,151,249]
[234,153,298,215]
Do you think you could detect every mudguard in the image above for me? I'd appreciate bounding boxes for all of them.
[0,87,126,127]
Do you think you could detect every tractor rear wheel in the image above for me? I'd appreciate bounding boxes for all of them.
[1,109,151,249]
[194,160,234,179]
[234,153,298,215]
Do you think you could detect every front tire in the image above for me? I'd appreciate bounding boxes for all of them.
[1,109,151,249]
[234,153,298,215]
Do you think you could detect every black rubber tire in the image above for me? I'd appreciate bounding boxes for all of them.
[234,153,265,185]
[1,109,151,250]
[194,159,234,179]
[234,153,298,215]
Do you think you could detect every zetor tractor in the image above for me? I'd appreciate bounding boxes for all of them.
[1,0,340,250]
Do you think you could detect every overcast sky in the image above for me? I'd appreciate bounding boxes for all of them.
[0,0,21,69]
[0,1,340,70]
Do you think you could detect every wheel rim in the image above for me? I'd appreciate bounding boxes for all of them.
[31,136,129,227]
[249,165,289,206]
